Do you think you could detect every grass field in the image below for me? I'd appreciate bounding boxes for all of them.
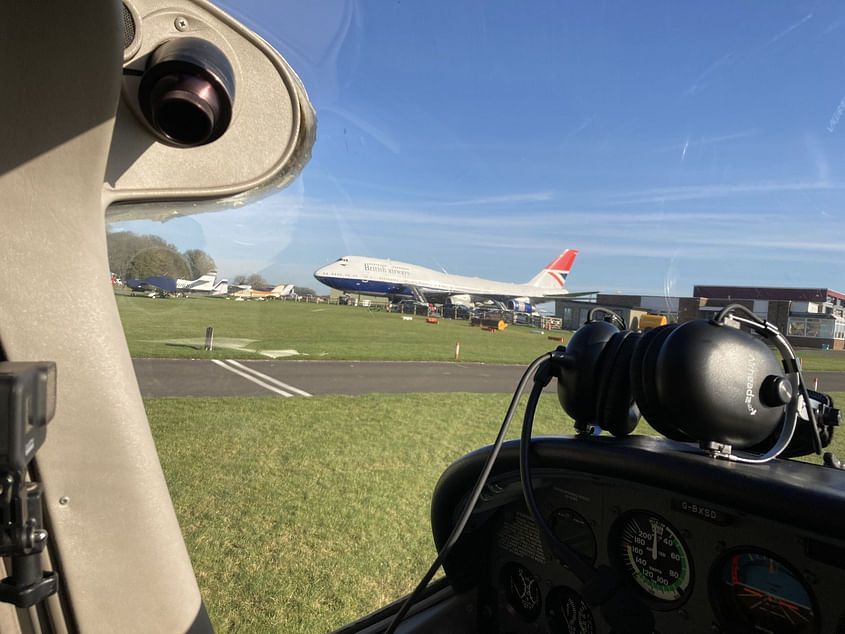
[148,393,568,633]
[147,391,845,634]
[118,293,845,370]
[117,294,568,365]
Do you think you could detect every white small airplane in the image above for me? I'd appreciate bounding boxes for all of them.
[176,272,228,294]
[314,249,590,312]
[231,283,295,299]
[127,272,228,296]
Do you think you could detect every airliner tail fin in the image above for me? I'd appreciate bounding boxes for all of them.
[527,249,578,289]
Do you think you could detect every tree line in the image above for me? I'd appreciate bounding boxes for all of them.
[108,231,216,281]
[107,230,318,295]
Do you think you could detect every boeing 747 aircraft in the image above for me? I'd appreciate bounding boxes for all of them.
[314,249,588,312]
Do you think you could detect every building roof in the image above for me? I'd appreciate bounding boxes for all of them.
[693,286,845,303]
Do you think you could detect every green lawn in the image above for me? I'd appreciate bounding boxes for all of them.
[118,293,845,371]
[148,393,569,633]
[148,391,845,633]
[117,295,568,365]
[794,350,845,372]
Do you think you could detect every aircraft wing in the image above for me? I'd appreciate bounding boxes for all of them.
[125,276,178,294]
[461,289,599,303]
[537,290,599,299]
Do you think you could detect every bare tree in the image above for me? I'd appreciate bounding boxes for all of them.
[108,231,188,280]
[126,247,190,280]
[184,249,216,279]
[108,231,218,282]
[246,273,269,288]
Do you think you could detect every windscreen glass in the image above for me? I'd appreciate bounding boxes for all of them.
[110,3,845,632]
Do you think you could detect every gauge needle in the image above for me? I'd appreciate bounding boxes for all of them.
[652,531,658,560]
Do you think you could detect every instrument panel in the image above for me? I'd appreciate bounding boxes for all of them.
[430,436,845,633]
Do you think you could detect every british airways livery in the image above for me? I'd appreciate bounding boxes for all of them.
[314,249,586,312]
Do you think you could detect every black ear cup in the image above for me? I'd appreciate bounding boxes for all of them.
[556,319,620,428]
[557,316,794,450]
[648,320,787,448]
[596,331,642,436]
[629,325,694,441]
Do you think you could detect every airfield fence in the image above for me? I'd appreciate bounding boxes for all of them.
[330,296,565,330]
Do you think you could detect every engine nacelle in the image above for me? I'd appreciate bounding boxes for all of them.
[446,294,472,307]
[507,298,533,313]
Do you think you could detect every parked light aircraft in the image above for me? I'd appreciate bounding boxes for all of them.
[126,272,228,296]
[5,3,845,634]
[314,250,587,312]
[232,283,295,299]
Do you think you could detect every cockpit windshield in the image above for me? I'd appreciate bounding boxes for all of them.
[106,3,845,633]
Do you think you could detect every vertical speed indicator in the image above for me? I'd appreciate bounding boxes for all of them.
[609,510,693,608]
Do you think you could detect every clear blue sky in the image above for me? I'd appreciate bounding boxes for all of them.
[114,1,845,297]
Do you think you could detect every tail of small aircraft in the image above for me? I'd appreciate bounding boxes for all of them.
[177,272,217,291]
[526,249,578,289]
[212,280,229,295]
[274,283,294,295]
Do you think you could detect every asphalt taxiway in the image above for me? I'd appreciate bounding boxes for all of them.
[132,359,540,397]
[132,359,845,398]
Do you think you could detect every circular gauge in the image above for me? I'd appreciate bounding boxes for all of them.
[546,585,596,634]
[550,508,597,566]
[501,562,542,620]
[609,510,692,607]
[711,550,818,633]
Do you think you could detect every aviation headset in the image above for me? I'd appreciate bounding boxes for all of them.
[554,304,837,462]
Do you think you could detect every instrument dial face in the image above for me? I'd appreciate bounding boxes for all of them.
[546,585,596,634]
[550,508,597,566]
[610,510,692,607]
[501,562,542,621]
[711,550,818,633]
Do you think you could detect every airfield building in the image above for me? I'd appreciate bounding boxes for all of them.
[555,295,679,331]
[556,286,845,350]
[684,286,845,350]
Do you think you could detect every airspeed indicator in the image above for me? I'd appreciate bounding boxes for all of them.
[609,510,692,608]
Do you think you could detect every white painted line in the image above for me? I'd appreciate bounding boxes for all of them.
[211,359,293,397]
[223,359,312,397]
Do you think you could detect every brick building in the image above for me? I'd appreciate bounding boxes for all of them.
[684,286,845,350]
[557,286,845,349]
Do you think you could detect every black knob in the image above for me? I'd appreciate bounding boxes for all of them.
[759,375,793,407]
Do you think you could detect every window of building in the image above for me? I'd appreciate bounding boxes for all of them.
[787,317,845,340]
[836,319,845,340]
[788,319,806,336]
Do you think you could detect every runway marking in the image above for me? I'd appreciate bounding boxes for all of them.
[225,360,312,396]
[211,360,312,397]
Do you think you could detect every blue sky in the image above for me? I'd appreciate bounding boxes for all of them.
[114,1,845,297]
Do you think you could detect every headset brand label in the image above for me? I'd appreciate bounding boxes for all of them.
[745,353,758,416]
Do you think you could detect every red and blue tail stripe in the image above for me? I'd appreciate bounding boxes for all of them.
[543,249,577,287]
